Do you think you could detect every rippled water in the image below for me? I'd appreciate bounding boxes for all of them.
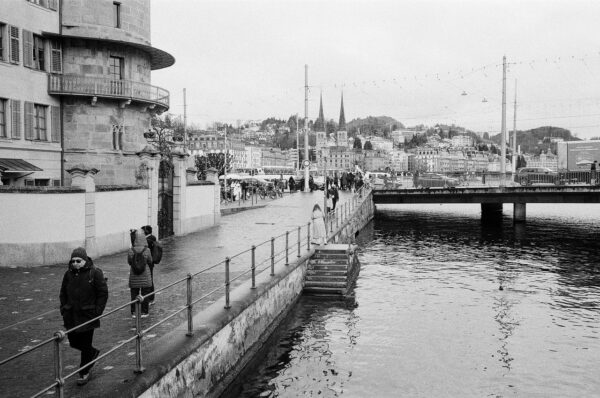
[222,203,600,397]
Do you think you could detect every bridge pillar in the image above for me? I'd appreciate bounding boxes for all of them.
[481,203,503,219]
[513,202,526,223]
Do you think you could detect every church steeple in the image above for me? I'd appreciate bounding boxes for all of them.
[338,92,346,130]
[316,92,325,131]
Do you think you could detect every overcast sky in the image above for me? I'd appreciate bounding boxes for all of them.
[151,0,600,138]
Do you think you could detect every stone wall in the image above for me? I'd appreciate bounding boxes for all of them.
[61,0,151,45]
[63,98,150,186]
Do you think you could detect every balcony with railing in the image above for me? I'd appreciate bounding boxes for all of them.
[48,74,169,110]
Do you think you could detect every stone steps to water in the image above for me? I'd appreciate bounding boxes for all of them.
[305,275,347,283]
[303,244,358,297]
[311,264,347,271]
[303,286,346,295]
[306,269,347,277]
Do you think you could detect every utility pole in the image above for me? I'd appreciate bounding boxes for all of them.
[224,125,228,196]
[500,55,507,187]
[304,65,310,192]
[512,79,517,173]
[296,114,300,171]
[183,88,187,151]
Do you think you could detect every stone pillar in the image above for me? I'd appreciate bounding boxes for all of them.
[137,145,160,233]
[186,167,198,184]
[513,202,526,223]
[205,167,221,225]
[66,165,99,256]
[172,149,189,235]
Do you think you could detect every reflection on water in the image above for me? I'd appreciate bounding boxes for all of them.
[221,204,600,397]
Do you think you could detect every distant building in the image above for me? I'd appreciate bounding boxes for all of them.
[389,149,409,171]
[363,149,388,171]
[336,93,348,147]
[245,145,262,169]
[524,150,558,171]
[451,134,473,147]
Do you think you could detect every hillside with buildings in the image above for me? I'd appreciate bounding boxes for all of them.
[491,126,577,155]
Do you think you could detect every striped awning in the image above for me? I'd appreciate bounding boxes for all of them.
[0,158,43,173]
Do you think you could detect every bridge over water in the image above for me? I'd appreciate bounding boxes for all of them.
[372,185,600,222]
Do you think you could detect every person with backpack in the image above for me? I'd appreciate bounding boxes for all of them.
[142,225,162,305]
[128,229,153,317]
[59,247,108,386]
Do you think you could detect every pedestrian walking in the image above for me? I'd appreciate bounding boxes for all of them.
[288,176,295,192]
[331,185,339,210]
[311,203,327,245]
[142,225,162,305]
[59,247,108,386]
[128,228,153,318]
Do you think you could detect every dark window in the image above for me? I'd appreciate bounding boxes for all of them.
[109,56,123,80]
[114,2,121,28]
[34,104,47,140]
[33,34,45,70]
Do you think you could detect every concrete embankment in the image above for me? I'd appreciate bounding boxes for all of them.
[110,250,315,398]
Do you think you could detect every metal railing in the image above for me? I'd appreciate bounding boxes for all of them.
[48,74,170,109]
[371,171,600,190]
[0,188,373,398]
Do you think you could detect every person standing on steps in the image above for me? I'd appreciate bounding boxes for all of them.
[128,229,153,318]
[60,247,108,386]
[311,203,327,245]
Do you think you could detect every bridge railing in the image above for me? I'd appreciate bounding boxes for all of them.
[0,190,372,397]
[373,170,598,190]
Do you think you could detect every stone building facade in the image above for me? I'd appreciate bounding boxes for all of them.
[0,0,174,186]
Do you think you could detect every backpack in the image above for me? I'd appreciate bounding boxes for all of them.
[151,241,163,264]
[131,251,146,275]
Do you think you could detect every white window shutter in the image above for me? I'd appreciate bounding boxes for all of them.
[10,100,21,139]
[9,26,19,64]
[51,106,60,142]
[23,30,33,68]
[24,101,34,140]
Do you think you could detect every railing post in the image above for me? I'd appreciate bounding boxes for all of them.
[285,231,289,265]
[186,273,193,336]
[307,222,311,251]
[251,245,256,289]
[270,237,275,276]
[225,257,231,309]
[134,294,145,373]
[53,331,66,398]
[336,209,339,229]
[297,226,301,257]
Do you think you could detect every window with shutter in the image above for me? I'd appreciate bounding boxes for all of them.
[51,106,60,142]
[9,26,19,64]
[22,30,33,68]
[50,40,62,73]
[33,35,45,71]
[10,100,21,139]
[24,101,34,140]
[34,104,47,140]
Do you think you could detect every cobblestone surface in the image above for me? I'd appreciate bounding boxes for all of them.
[0,190,347,397]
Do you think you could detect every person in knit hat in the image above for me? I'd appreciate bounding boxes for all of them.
[128,229,153,317]
[59,247,108,386]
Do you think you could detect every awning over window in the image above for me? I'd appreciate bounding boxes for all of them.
[0,159,43,173]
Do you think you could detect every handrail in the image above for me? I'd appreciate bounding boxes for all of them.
[47,74,170,108]
[1,189,373,398]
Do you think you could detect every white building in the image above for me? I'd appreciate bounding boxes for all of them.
[245,145,262,169]
[451,134,473,147]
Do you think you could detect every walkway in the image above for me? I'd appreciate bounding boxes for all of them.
[0,190,351,397]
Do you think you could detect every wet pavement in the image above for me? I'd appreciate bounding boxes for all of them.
[0,189,351,397]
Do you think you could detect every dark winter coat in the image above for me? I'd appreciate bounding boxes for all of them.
[59,259,108,333]
[128,229,153,288]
